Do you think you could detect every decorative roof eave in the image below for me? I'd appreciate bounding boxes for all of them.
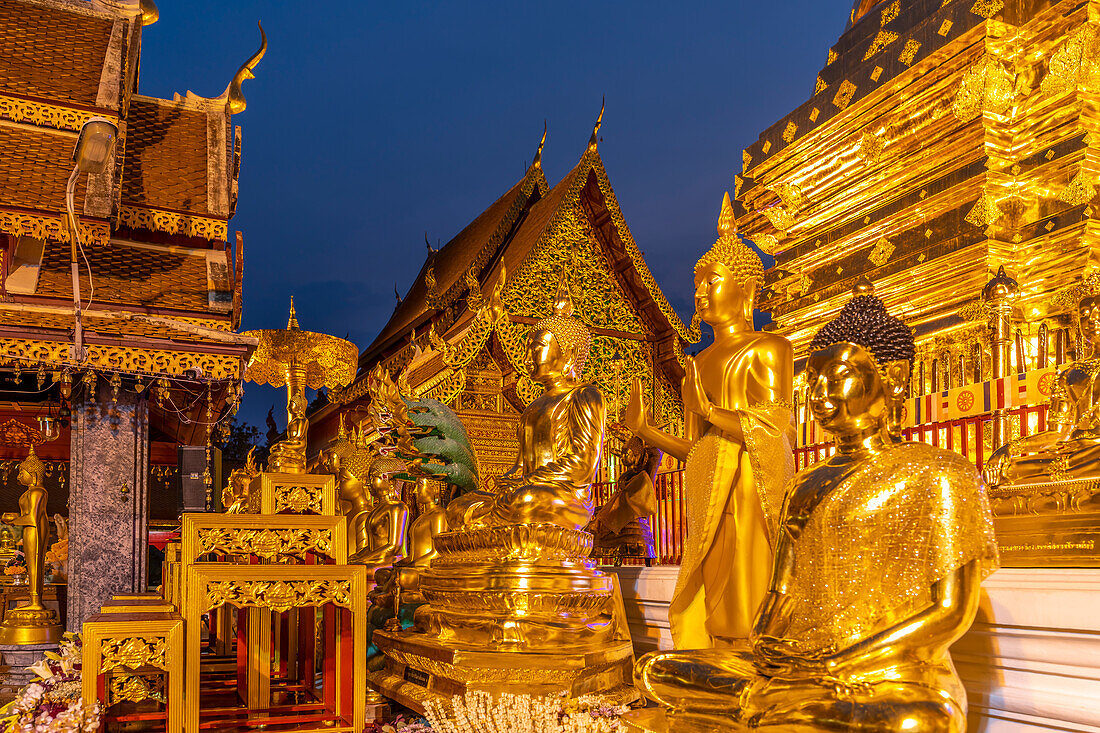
[118,204,228,241]
[0,334,246,381]
[0,93,120,132]
[0,206,110,246]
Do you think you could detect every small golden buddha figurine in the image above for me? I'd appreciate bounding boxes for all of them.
[985,280,1100,503]
[625,288,999,733]
[375,477,447,604]
[318,417,376,555]
[0,525,17,566]
[588,437,661,565]
[350,456,410,572]
[624,192,794,648]
[223,447,260,514]
[446,270,606,532]
[0,446,62,644]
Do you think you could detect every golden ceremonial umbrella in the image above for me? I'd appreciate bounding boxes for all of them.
[243,298,358,473]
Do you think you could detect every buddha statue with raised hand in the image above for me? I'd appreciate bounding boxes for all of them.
[625,286,999,733]
[624,192,794,648]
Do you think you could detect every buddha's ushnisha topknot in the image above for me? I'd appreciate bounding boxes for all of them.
[535,267,593,375]
[809,293,915,366]
[694,192,764,286]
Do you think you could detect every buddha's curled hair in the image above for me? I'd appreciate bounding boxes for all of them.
[809,295,915,365]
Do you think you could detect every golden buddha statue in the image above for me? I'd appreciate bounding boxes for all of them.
[0,446,62,644]
[624,192,794,648]
[369,266,633,705]
[984,279,1100,506]
[374,477,447,606]
[318,416,377,555]
[445,270,606,532]
[350,456,410,573]
[624,287,999,733]
[588,436,661,565]
[223,447,260,514]
[0,525,17,566]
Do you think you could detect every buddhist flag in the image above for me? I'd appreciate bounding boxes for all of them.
[952,382,984,418]
[1025,367,1057,405]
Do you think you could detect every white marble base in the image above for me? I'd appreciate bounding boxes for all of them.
[610,566,1100,733]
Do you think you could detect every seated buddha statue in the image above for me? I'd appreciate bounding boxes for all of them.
[268,385,308,474]
[625,288,1000,733]
[587,436,661,565]
[374,477,447,606]
[446,271,606,532]
[317,416,376,555]
[984,286,1100,505]
[350,455,410,573]
[624,192,793,649]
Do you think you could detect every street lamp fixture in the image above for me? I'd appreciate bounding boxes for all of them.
[65,117,118,363]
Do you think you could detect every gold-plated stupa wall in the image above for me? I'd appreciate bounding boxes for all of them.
[738,0,1099,368]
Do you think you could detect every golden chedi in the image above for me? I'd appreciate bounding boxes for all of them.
[624,192,794,648]
[624,286,999,733]
[370,270,633,710]
[351,456,410,573]
[0,446,62,644]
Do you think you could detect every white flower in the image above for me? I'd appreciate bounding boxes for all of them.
[26,661,52,681]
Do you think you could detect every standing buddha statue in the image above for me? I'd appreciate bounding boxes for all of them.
[624,286,999,733]
[0,445,62,644]
[624,192,794,648]
[350,456,410,574]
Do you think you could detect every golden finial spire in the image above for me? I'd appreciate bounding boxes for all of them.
[587,97,605,150]
[337,412,347,439]
[717,191,736,235]
[226,22,267,115]
[287,296,299,330]
[140,0,159,25]
[533,121,548,168]
[852,275,875,296]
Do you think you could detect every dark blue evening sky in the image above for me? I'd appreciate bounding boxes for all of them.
[136,2,847,429]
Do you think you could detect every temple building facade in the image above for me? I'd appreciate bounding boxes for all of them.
[0,0,258,628]
[311,125,696,489]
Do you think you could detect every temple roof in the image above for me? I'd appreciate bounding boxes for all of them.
[35,239,212,312]
[0,126,88,214]
[121,97,215,215]
[359,140,695,381]
[364,165,549,357]
[0,0,115,107]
